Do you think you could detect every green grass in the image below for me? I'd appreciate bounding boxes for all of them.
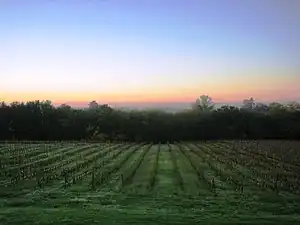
[0,141,300,225]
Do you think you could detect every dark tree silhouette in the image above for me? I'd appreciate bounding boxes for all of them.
[0,98,299,142]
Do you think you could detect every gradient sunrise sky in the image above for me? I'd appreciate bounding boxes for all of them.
[1,0,299,106]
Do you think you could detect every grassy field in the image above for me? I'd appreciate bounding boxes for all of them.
[0,140,300,225]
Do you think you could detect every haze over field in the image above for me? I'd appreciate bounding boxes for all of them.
[1,0,299,108]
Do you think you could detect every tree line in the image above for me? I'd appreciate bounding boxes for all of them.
[0,96,299,142]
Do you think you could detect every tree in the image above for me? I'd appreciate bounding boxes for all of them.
[0,95,300,141]
[254,102,269,113]
[268,102,286,114]
[88,101,99,109]
[286,101,300,112]
[242,97,255,110]
[59,104,72,110]
[217,105,239,113]
[193,95,214,112]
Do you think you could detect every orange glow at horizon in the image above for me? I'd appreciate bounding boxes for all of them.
[2,76,299,105]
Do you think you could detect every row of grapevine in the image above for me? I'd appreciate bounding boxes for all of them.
[0,144,100,185]
[176,143,215,193]
[186,143,244,192]
[66,143,135,187]
[168,144,184,191]
[121,144,152,186]
[200,142,300,194]
[93,144,147,187]
[40,144,120,187]
[0,144,68,168]
[148,144,160,190]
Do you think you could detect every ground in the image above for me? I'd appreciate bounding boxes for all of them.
[0,141,300,225]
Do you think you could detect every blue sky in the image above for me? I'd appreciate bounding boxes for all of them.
[1,0,299,106]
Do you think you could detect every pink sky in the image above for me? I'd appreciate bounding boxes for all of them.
[1,1,300,106]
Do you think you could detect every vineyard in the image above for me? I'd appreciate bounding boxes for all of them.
[1,140,300,225]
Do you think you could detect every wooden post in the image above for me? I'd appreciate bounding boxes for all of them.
[121,173,124,186]
[91,167,95,189]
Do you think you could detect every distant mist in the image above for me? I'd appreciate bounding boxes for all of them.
[68,100,299,112]
[69,101,243,112]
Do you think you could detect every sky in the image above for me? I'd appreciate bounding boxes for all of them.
[1,0,300,107]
